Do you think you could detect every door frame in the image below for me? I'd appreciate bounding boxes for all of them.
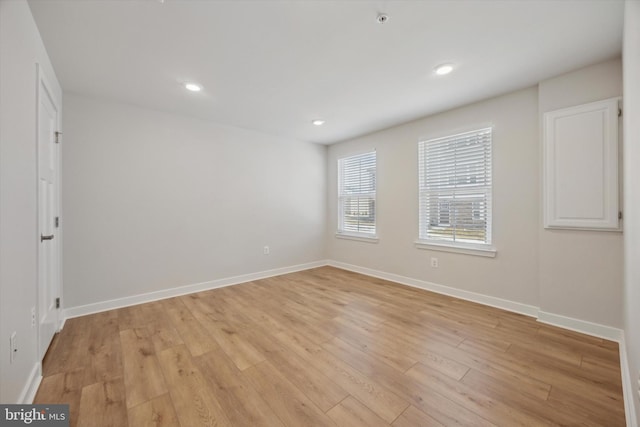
[36,62,62,361]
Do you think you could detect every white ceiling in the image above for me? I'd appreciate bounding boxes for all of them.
[28,0,624,145]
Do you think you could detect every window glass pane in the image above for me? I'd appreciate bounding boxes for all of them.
[419,128,492,245]
[338,151,376,236]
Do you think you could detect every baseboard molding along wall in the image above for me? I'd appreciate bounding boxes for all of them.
[59,259,636,426]
[19,363,42,404]
[64,258,621,341]
[327,260,540,318]
[328,260,638,427]
[63,260,328,319]
[326,260,634,427]
[537,310,623,342]
[619,333,639,427]
[328,260,625,340]
[61,258,626,356]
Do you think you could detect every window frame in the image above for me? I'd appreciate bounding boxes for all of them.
[336,150,378,242]
[415,127,496,257]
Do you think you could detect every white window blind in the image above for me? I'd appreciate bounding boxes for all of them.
[338,151,376,236]
[418,128,492,245]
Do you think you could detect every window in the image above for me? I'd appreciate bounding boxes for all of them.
[418,128,492,249]
[338,151,377,238]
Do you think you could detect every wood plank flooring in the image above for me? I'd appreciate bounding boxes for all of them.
[35,267,626,426]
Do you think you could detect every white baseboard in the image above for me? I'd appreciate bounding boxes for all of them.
[327,260,626,341]
[327,260,635,426]
[17,363,42,404]
[64,260,329,319]
[58,258,636,426]
[537,311,623,342]
[327,260,539,317]
[619,333,639,427]
[63,258,621,343]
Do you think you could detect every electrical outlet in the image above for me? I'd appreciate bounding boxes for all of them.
[31,307,36,327]
[263,246,270,255]
[430,257,439,268]
[10,332,16,364]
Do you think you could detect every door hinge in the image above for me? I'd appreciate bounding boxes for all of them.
[55,297,60,309]
[55,217,59,228]
[55,131,62,144]
[619,108,622,117]
[619,211,623,220]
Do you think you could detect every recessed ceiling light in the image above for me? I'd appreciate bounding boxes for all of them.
[312,119,325,126]
[184,82,202,92]
[434,64,454,76]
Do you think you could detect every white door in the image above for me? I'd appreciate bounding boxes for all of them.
[37,65,61,360]
[543,98,621,230]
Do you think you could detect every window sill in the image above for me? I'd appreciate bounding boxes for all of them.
[336,233,379,243]
[415,240,496,258]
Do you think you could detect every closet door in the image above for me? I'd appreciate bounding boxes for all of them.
[543,97,621,230]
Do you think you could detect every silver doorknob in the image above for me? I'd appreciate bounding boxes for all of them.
[40,234,54,242]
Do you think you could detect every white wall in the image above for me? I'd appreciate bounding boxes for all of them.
[538,59,623,328]
[62,94,326,309]
[327,87,540,308]
[327,58,624,330]
[0,0,62,403]
[623,1,640,424]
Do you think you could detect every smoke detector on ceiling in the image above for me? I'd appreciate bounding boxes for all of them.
[376,14,389,24]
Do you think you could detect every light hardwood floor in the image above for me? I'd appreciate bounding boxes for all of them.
[35,267,625,426]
